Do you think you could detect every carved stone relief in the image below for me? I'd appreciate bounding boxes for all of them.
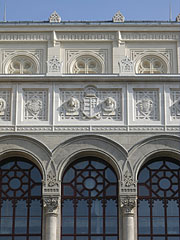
[66,49,107,73]
[2,49,43,74]
[24,90,48,121]
[0,90,11,121]
[119,56,134,75]
[60,86,122,121]
[170,90,180,120]
[48,56,63,73]
[135,90,159,120]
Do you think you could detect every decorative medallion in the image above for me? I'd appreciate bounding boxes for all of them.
[26,95,43,117]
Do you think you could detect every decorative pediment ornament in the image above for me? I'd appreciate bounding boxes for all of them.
[137,97,153,116]
[176,13,180,22]
[44,197,59,213]
[26,96,43,117]
[0,98,6,116]
[113,11,125,23]
[48,56,63,73]
[49,11,61,23]
[119,56,135,76]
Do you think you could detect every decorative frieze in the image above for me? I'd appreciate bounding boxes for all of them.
[56,32,116,41]
[134,90,159,120]
[24,90,48,121]
[0,90,11,121]
[122,32,179,40]
[60,86,122,121]
[170,90,180,120]
[0,33,50,41]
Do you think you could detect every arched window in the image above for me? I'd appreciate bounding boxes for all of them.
[137,56,167,74]
[0,157,42,240]
[72,56,102,74]
[7,56,37,74]
[61,156,119,240]
[138,158,180,240]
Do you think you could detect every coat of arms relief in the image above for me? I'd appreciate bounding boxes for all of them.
[60,86,121,121]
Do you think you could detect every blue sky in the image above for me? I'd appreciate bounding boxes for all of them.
[1,0,180,22]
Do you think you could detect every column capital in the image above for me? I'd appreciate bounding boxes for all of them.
[43,196,60,214]
[120,196,136,215]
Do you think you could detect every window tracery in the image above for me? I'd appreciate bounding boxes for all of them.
[137,56,167,74]
[0,157,42,240]
[72,56,102,74]
[7,56,37,74]
[61,157,119,240]
[138,158,180,240]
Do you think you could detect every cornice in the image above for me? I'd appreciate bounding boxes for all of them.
[0,74,179,83]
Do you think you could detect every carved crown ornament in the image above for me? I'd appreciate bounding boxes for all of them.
[119,56,135,76]
[48,56,63,73]
[49,11,61,23]
[113,11,125,22]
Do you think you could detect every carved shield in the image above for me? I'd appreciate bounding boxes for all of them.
[82,96,100,119]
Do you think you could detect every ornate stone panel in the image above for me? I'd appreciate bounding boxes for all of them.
[23,90,48,121]
[59,86,122,121]
[66,49,107,73]
[0,90,11,121]
[170,89,180,120]
[48,56,63,73]
[134,89,159,120]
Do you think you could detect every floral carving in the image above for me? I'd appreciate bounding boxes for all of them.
[120,197,136,213]
[0,98,6,116]
[112,11,125,22]
[47,171,58,187]
[49,11,61,23]
[124,170,135,187]
[44,197,59,213]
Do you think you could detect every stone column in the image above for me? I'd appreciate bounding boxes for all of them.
[121,197,136,240]
[177,40,180,74]
[44,196,60,240]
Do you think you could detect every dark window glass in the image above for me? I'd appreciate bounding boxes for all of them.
[0,157,42,240]
[61,157,118,240]
[138,158,180,240]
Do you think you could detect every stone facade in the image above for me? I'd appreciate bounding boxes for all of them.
[0,12,179,240]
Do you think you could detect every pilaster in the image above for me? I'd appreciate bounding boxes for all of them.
[113,31,125,73]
